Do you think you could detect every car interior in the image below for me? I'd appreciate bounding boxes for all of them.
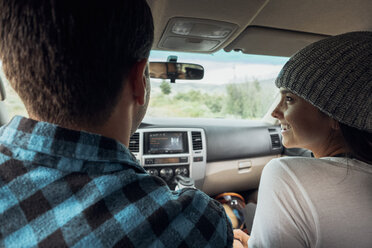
[0,0,371,233]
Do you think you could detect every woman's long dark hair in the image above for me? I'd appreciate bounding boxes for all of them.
[339,123,372,164]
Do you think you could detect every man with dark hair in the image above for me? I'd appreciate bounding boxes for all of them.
[0,0,233,247]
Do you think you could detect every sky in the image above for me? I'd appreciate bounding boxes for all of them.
[149,50,289,85]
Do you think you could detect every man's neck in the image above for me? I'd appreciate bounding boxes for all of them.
[79,122,131,147]
[29,111,132,148]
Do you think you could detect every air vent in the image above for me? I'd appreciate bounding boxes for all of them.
[129,133,139,152]
[270,134,281,149]
[192,132,203,150]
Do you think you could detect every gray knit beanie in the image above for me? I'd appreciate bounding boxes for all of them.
[275,31,372,132]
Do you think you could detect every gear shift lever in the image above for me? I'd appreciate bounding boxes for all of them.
[174,175,195,190]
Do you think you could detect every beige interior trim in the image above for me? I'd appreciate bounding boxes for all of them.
[202,155,280,195]
[147,0,270,53]
[252,0,372,36]
[148,0,372,55]
[225,26,328,57]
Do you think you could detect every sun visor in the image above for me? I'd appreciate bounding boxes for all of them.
[158,17,238,52]
[224,26,329,57]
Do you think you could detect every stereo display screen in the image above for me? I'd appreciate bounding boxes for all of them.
[144,132,188,154]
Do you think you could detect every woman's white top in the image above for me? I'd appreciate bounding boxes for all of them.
[248,156,372,248]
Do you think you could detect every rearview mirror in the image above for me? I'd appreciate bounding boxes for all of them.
[149,62,204,82]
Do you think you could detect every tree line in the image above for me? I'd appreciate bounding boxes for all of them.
[153,79,276,119]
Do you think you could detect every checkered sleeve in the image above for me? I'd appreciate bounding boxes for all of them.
[103,175,234,248]
[164,188,234,248]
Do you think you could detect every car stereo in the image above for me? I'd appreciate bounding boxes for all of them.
[129,128,207,190]
[144,132,188,154]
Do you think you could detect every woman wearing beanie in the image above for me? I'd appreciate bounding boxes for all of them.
[234,32,372,248]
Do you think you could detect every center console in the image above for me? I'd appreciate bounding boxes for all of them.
[129,128,207,189]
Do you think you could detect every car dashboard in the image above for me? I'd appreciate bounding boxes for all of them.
[130,117,283,195]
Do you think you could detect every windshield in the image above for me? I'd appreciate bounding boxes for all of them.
[0,64,28,118]
[148,50,289,119]
[1,51,289,120]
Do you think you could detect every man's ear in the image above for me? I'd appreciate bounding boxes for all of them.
[128,58,148,106]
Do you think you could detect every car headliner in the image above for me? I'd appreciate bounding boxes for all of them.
[148,0,372,56]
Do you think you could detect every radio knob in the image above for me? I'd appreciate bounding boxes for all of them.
[160,168,173,180]
[181,167,188,176]
[159,168,166,177]
[175,168,182,175]
[175,167,188,176]
[146,169,159,176]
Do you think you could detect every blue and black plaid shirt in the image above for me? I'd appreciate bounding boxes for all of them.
[0,116,233,247]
